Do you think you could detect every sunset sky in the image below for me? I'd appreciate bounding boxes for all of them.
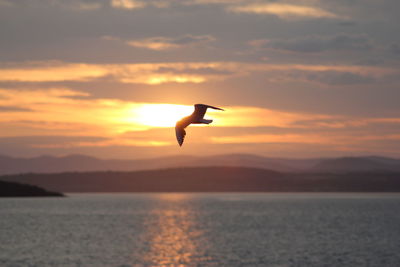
[1,0,400,159]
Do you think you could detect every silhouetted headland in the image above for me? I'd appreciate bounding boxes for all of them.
[0,180,64,197]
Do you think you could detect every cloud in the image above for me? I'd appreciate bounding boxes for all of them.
[0,135,108,146]
[228,3,340,20]
[74,2,102,10]
[210,107,331,128]
[0,0,104,10]
[0,62,233,85]
[30,138,172,149]
[110,0,145,9]
[304,70,375,85]
[354,58,385,66]
[156,66,233,75]
[52,1,104,11]
[1,86,400,156]
[50,0,105,11]
[109,0,178,9]
[127,37,179,50]
[250,34,372,53]
[0,62,108,82]
[0,105,32,112]
[0,0,12,7]
[0,88,136,137]
[211,133,333,145]
[0,61,396,88]
[210,133,400,148]
[389,43,400,55]
[0,86,349,137]
[260,68,379,86]
[186,0,244,4]
[0,0,399,159]
[173,35,215,45]
[126,35,215,50]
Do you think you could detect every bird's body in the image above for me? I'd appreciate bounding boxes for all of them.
[175,104,224,146]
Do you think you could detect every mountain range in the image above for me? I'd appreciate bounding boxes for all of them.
[1,154,400,175]
[2,167,400,192]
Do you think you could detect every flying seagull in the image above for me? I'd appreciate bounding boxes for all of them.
[175,104,224,146]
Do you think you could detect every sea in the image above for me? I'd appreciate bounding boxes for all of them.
[1,193,400,267]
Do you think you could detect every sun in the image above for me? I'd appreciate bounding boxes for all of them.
[132,104,194,128]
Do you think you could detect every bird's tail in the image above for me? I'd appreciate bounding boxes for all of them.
[202,119,213,124]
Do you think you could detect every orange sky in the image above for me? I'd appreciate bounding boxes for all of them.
[1,0,400,159]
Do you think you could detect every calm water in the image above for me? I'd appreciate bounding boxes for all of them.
[1,193,400,267]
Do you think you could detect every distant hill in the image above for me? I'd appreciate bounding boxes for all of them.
[313,156,400,173]
[0,154,400,175]
[0,180,64,197]
[1,167,400,192]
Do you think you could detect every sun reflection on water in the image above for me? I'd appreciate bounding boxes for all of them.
[142,194,211,266]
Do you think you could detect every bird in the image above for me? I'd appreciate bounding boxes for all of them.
[175,104,224,146]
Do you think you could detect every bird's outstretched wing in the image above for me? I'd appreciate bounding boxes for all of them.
[175,126,186,146]
[193,104,224,119]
